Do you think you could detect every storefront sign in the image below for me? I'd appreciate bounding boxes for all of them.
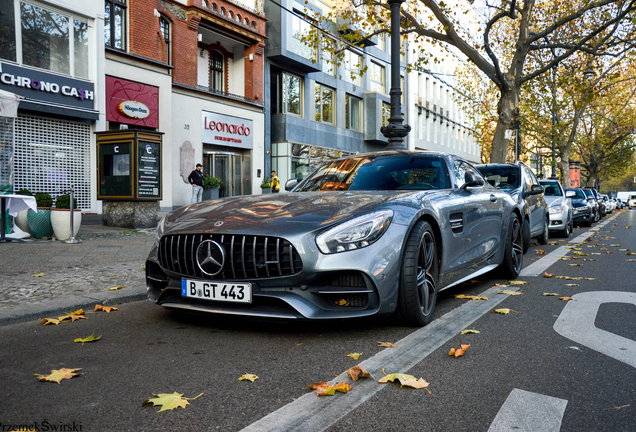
[202,111,253,150]
[106,76,159,128]
[0,61,95,110]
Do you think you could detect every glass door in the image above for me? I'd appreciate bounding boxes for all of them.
[204,152,251,197]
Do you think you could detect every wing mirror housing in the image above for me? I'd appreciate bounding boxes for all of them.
[285,178,298,191]
[566,190,576,198]
[461,171,485,189]
[525,185,544,197]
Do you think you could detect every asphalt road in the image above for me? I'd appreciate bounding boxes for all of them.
[1,211,635,432]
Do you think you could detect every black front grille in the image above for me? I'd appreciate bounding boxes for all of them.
[158,234,303,280]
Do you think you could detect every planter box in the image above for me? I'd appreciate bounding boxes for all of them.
[202,187,220,201]
[27,208,53,239]
[261,188,272,194]
[51,209,82,241]
[15,209,31,234]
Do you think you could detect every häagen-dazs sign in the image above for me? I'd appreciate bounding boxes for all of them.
[119,101,150,119]
[201,111,253,150]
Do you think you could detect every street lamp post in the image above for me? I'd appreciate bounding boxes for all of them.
[550,65,558,180]
[381,0,410,149]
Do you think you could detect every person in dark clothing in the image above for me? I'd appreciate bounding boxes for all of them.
[188,163,204,203]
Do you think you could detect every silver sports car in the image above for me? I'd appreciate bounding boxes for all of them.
[146,151,523,326]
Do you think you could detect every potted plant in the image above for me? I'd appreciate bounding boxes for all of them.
[260,177,272,194]
[27,192,53,239]
[14,189,33,234]
[202,175,222,201]
[51,194,82,241]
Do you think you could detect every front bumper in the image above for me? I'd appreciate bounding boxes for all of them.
[572,207,592,224]
[548,208,569,231]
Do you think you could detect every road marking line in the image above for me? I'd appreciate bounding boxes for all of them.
[554,291,636,368]
[520,213,621,277]
[240,285,517,432]
[488,389,568,432]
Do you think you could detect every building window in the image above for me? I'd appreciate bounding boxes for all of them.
[377,32,386,52]
[159,16,170,65]
[220,7,226,16]
[291,13,315,61]
[370,62,385,93]
[345,94,362,132]
[382,102,391,127]
[212,3,218,12]
[105,0,126,51]
[284,72,303,116]
[344,50,362,86]
[210,50,224,91]
[0,1,16,61]
[315,84,335,125]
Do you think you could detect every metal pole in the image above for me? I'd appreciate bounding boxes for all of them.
[550,66,558,179]
[63,186,81,244]
[381,0,410,149]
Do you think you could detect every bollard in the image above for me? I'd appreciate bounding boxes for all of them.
[63,186,81,244]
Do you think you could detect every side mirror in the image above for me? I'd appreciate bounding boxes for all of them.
[461,171,485,189]
[285,178,298,191]
[527,185,544,196]
[566,190,576,198]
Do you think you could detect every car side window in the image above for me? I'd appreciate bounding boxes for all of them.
[522,167,533,191]
[453,160,466,188]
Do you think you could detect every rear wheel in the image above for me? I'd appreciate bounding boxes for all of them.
[397,220,438,327]
[538,218,549,245]
[499,214,523,279]
[522,219,530,253]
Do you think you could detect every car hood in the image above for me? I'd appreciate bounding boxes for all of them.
[163,191,424,236]
[544,196,566,207]
[570,198,589,208]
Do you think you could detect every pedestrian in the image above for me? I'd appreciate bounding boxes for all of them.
[271,170,280,193]
[188,163,205,203]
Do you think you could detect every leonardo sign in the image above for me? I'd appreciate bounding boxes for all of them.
[201,111,253,150]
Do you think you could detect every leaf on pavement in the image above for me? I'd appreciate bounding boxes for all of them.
[461,329,480,334]
[94,304,119,313]
[142,392,203,412]
[36,368,81,384]
[542,293,559,296]
[492,308,518,314]
[379,370,430,390]
[507,281,526,285]
[449,344,470,358]
[40,318,60,326]
[305,382,350,396]
[626,226,632,228]
[59,312,88,322]
[627,252,636,255]
[347,365,374,381]
[565,284,579,287]
[544,273,554,278]
[572,251,589,256]
[569,263,581,267]
[238,373,259,382]
[345,352,362,360]
[377,342,396,348]
[32,273,45,277]
[610,244,621,247]
[600,247,607,250]
[559,297,576,301]
[74,334,101,345]
[583,259,596,261]
[548,242,560,245]
[626,259,636,262]
[591,253,601,255]
[498,290,522,295]
[606,251,613,254]
[536,250,546,255]
[108,286,124,291]
[333,382,352,393]
[454,294,488,300]
[619,249,629,251]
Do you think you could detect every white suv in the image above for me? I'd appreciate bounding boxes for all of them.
[629,195,636,209]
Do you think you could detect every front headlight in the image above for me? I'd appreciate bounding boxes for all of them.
[316,210,393,254]
[549,205,565,214]
[156,216,166,244]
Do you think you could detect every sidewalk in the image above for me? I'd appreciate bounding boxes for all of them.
[0,213,163,324]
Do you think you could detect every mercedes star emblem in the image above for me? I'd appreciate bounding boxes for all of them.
[214,221,224,227]
[196,240,225,276]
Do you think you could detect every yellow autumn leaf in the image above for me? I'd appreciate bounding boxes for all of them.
[109,286,124,291]
[565,284,579,287]
[345,352,362,360]
[542,293,559,296]
[461,329,480,334]
[94,304,119,313]
[454,294,488,300]
[379,370,430,390]
[591,253,601,255]
[498,290,522,295]
[74,334,101,345]
[142,392,203,412]
[610,244,621,247]
[626,225,632,228]
[626,259,636,262]
[40,318,60,326]
[305,381,350,396]
[544,273,554,278]
[377,342,396,348]
[507,281,526,285]
[619,249,629,251]
[36,368,81,384]
[32,273,45,277]
[492,308,518,314]
[572,251,589,256]
[569,264,581,267]
[238,373,259,382]
[536,250,546,255]
[559,297,576,301]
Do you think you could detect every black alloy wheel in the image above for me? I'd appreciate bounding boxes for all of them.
[397,220,438,327]
[538,218,549,245]
[522,219,531,253]
[500,214,524,278]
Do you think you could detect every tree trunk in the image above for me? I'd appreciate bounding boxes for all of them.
[490,86,519,163]
[559,159,570,188]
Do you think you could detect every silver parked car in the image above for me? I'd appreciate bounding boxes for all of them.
[147,151,523,327]
[539,180,574,238]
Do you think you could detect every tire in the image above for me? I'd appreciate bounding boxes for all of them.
[538,218,549,245]
[560,219,571,238]
[594,208,600,223]
[522,219,531,254]
[397,220,438,327]
[499,214,524,279]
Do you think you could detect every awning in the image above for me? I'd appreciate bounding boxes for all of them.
[0,89,21,118]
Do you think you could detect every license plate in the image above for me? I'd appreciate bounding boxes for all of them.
[181,279,252,303]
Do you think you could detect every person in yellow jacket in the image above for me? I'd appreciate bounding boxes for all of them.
[271,170,280,193]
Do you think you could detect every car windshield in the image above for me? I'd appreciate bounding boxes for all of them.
[630,195,636,200]
[566,189,586,199]
[475,166,520,190]
[583,189,594,198]
[294,155,451,192]
[540,182,562,196]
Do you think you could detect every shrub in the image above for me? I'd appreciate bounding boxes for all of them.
[55,194,78,209]
[16,189,33,196]
[34,192,53,208]
[203,175,222,189]
[260,177,271,188]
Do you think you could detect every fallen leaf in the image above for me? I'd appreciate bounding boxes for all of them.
[379,370,430,390]
[619,249,629,251]
[461,329,480,334]
[584,277,596,280]
[569,263,581,267]
[36,368,81,384]
[334,299,349,306]
[498,290,522,295]
[572,251,589,256]
[305,381,349,396]
[548,242,560,245]
[449,344,470,358]
[536,250,546,255]
[583,259,596,261]
[565,284,579,287]
[507,281,526,285]
[591,253,601,255]
[542,293,559,296]
[627,252,636,255]
[74,334,101,345]
[142,392,203,412]
[560,297,576,301]
[59,313,87,322]
[600,247,607,250]
[627,226,633,229]
[544,273,554,278]
[626,259,636,262]
[454,294,488,300]
[345,352,362,360]
[32,273,45,277]
[492,308,518,314]
[94,304,119,313]
[377,342,396,348]
[109,286,124,291]
[347,365,373,381]
[40,318,60,326]
[610,244,621,247]
[238,373,259,382]
[333,382,352,393]
[606,251,613,254]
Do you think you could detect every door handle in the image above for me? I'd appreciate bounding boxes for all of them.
[490,194,497,202]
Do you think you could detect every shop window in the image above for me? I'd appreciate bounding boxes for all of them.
[315,84,335,125]
[105,0,126,51]
[159,15,171,65]
[344,50,362,87]
[345,94,362,132]
[284,72,303,116]
[370,62,385,94]
[210,50,224,91]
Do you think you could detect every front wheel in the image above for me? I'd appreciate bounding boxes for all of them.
[397,220,438,327]
[560,219,571,238]
[499,214,524,279]
[538,218,549,245]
